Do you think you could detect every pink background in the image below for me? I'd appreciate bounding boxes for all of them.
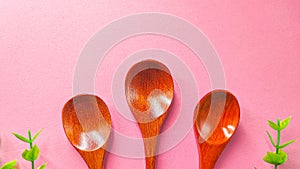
[1,0,300,168]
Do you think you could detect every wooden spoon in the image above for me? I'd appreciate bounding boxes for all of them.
[125,60,174,169]
[194,90,240,169]
[62,94,112,169]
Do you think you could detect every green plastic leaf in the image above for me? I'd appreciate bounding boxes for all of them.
[12,133,30,143]
[279,117,291,130]
[32,129,42,142]
[32,144,40,160]
[0,160,17,169]
[37,163,47,169]
[28,130,32,141]
[22,149,31,161]
[268,120,279,130]
[22,145,40,161]
[263,150,287,165]
[266,131,276,147]
[278,140,296,149]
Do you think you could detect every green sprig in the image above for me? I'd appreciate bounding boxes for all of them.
[263,116,296,169]
[0,129,47,169]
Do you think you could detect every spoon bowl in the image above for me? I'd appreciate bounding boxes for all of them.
[194,90,240,169]
[62,94,112,169]
[125,60,174,169]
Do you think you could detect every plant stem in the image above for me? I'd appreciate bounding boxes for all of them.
[274,119,281,169]
[28,130,34,169]
[276,119,281,153]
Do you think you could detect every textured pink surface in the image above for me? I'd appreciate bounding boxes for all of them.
[1,0,300,168]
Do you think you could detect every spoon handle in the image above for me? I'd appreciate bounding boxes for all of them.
[199,143,227,169]
[138,116,166,169]
[144,137,158,169]
[77,148,106,169]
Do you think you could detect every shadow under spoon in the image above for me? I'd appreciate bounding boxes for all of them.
[62,94,112,169]
[125,60,174,169]
[194,90,240,169]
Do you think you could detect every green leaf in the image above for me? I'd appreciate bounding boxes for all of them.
[0,160,17,169]
[32,129,42,142]
[22,144,40,161]
[268,120,280,130]
[263,150,287,165]
[12,133,30,143]
[278,140,296,149]
[22,149,31,161]
[32,144,40,160]
[279,117,291,130]
[28,130,32,141]
[37,163,47,169]
[266,131,276,147]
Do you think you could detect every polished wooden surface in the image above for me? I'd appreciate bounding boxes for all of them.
[125,60,174,169]
[62,94,112,169]
[194,90,240,169]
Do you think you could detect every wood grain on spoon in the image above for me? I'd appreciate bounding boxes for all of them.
[62,94,112,169]
[194,90,240,169]
[125,60,174,169]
